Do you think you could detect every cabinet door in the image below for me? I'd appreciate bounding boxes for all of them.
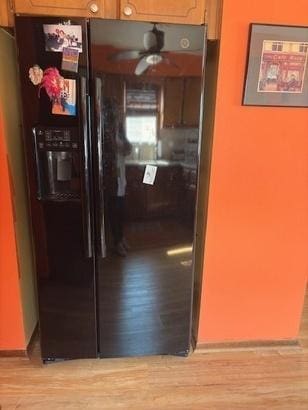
[14,0,107,18]
[120,0,206,25]
[0,1,14,27]
[182,77,201,127]
[145,166,182,217]
[163,78,184,128]
[125,166,146,220]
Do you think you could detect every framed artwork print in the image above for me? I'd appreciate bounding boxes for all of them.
[243,24,308,107]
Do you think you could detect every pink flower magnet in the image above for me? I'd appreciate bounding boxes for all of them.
[38,67,64,101]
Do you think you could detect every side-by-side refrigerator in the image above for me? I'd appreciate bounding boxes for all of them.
[15,16,206,361]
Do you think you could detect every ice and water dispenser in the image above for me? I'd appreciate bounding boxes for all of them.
[33,126,81,201]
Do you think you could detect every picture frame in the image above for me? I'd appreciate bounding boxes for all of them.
[242,24,308,107]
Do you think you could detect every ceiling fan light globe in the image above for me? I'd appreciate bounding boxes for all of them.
[146,54,163,65]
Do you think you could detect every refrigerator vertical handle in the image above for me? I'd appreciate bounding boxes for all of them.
[32,128,43,200]
[95,77,107,258]
[81,76,93,259]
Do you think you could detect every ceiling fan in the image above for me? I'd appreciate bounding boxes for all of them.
[110,24,178,76]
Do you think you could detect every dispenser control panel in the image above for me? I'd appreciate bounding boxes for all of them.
[34,127,79,151]
[33,126,81,201]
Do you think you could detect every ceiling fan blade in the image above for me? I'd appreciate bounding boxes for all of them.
[135,56,151,76]
[110,50,141,61]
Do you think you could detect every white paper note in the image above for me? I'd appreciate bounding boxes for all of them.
[143,165,157,185]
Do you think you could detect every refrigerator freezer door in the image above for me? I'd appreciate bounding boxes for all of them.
[15,16,97,360]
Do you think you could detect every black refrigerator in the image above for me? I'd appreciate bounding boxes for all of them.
[15,16,206,361]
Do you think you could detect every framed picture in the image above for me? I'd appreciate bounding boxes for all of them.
[243,24,308,107]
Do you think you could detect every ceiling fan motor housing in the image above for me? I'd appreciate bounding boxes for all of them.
[143,26,164,52]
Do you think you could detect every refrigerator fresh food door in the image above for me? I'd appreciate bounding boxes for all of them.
[90,19,206,357]
[15,16,97,360]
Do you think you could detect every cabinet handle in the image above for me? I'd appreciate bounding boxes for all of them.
[89,3,99,13]
[123,6,133,16]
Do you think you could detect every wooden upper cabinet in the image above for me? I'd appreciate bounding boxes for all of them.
[14,0,118,19]
[0,1,14,27]
[182,77,201,126]
[206,0,222,39]
[163,77,201,128]
[163,78,184,128]
[120,0,206,25]
[13,0,222,39]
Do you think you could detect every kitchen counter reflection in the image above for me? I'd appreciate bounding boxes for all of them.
[126,159,181,167]
[125,159,196,168]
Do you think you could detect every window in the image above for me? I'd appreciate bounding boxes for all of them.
[125,85,159,147]
[272,42,283,52]
[299,43,308,53]
[126,89,158,111]
[125,115,157,145]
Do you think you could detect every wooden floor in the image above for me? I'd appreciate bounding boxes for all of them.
[1,289,308,409]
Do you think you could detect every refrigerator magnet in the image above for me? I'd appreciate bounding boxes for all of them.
[51,78,77,116]
[143,165,157,185]
[43,24,83,53]
[38,68,76,116]
[61,47,79,73]
[29,65,43,85]
[39,67,63,100]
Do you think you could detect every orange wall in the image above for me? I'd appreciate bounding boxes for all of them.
[0,109,25,350]
[198,0,308,342]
